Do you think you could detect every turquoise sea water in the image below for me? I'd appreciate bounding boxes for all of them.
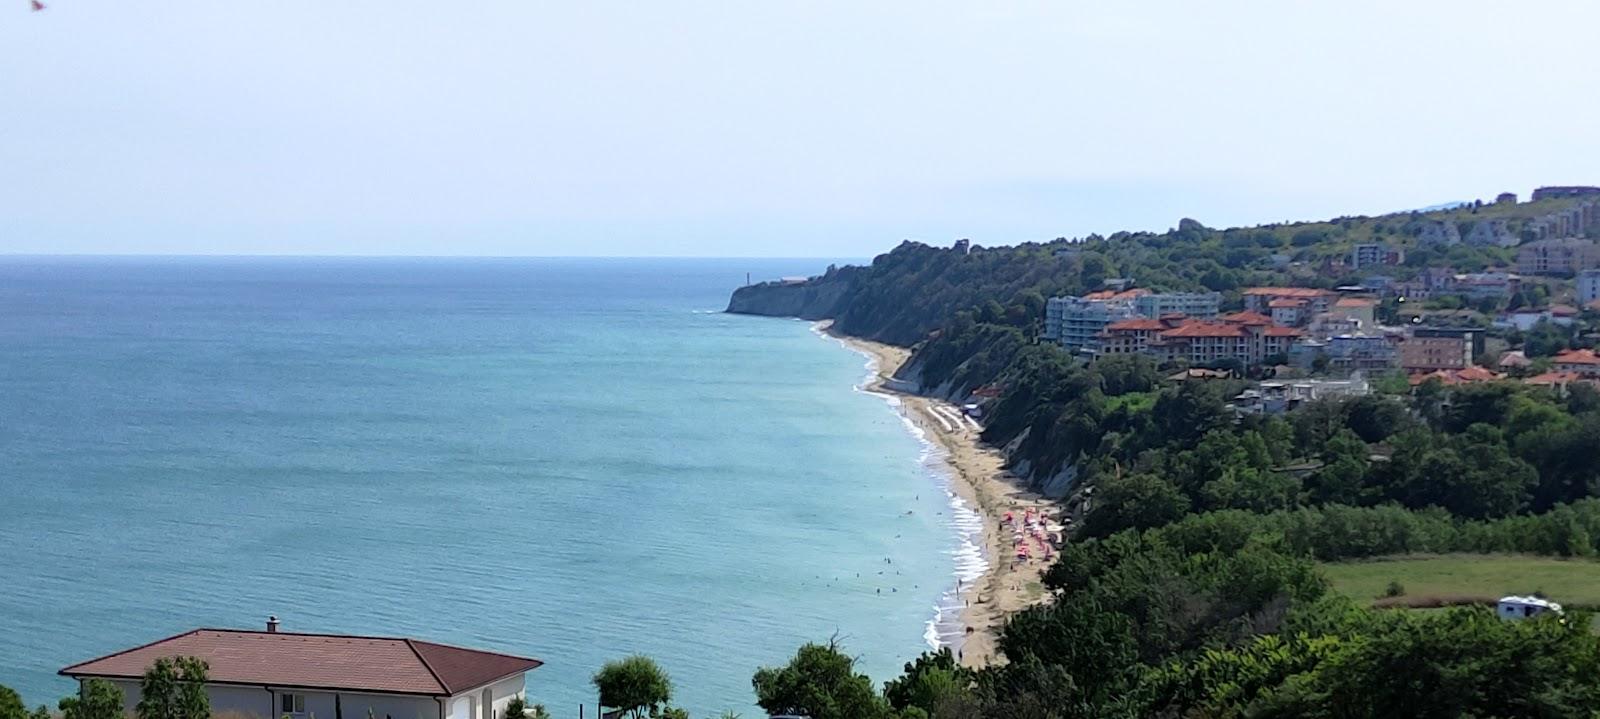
[0,257,977,717]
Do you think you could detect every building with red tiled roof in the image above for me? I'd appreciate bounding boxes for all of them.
[1242,287,1338,316]
[1220,310,1273,326]
[1408,365,1503,386]
[61,620,541,719]
[1553,348,1600,377]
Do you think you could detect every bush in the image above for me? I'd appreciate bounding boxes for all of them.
[1384,580,1406,598]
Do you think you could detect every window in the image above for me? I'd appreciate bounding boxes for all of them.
[280,694,306,716]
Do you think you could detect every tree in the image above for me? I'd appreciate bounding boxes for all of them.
[137,656,209,719]
[752,641,892,719]
[592,656,672,719]
[882,649,971,716]
[1,686,27,719]
[501,698,527,719]
[60,679,125,719]
[1082,473,1189,537]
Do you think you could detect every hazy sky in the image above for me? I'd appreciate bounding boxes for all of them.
[3,1,1597,257]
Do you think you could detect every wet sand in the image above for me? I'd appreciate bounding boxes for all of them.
[820,322,1055,667]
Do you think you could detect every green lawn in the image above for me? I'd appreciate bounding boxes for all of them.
[1320,554,1600,609]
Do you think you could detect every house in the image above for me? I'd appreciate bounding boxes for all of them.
[1497,350,1532,370]
[1043,292,1143,353]
[1408,365,1502,386]
[1329,297,1378,329]
[1496,192,1518,205]
[1242,287,1337,315]
[1400,335,1472,372]
[1327,333,1399,372]
[1350,243,1403,269]
[1148,320,1301,368]
[1451,272,1521,300]
[1579,269,1600,305]
[1552,348,1600,377]
[1133,292,1221,319]
[1268,298,1311,327]
[59,620,542,719]
[1232,377,1369,415]
[1517,238,1600,275]
[1531,186,1600,201]
[1497,595,1562,621]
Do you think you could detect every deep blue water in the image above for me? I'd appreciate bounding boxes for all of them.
[0,257,971,717]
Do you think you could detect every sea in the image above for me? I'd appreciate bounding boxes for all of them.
[0,257,986,718]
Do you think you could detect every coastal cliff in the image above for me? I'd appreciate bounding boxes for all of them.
[724,265,859,319]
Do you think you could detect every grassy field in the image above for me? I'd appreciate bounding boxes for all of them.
[1321,554,1600,609]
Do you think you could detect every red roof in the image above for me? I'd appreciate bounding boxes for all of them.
[1104,318,1168,332]
[1409,366,1502,386]
[1554,349,1600,366]
[61,629,541,696]
[1268,298,1309,308]
[1161,321,1247,338]
[1081,288,1151,301]
[1221,310,1273,325]
[1335,297,1379,308]
[1243,287,1334,297]
[1526,371,1584,386]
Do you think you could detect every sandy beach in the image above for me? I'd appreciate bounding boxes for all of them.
[820,321,1055,668]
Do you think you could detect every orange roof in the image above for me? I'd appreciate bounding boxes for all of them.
[1243,287,1334,297]
[1551,304,1579,317]
[1335,297,1379,308]
[1104,318,1168,332]
[1268,298,1309,308]
[1221,310,1273,325]
[1554,349,1600,365]
[1526,371,1584,386]
[1455,366,1502,382]
[1082,288,1151,301]
[1161,321,1247,339]
[1408,366,1502,386]
[61,628,542,696]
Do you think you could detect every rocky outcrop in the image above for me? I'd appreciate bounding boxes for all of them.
[725,270,856,319]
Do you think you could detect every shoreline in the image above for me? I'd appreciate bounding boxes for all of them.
[817,321,1054,668]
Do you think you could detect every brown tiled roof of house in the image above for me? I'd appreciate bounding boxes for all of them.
[1220,310,1274,325]
[1554,349,1600,366]
[1526,371,1585,386]
[1082,288,1151,301]
[1268,298,1309,309]
[1243,287,1334,297]
[1161,321,1247,338]
[1104,318,1168,332]
[1409,366,1503,386]
[60,629,541,696]
[1334,297,1379,308]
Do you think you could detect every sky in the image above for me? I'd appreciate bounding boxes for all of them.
[2,1,1598,257]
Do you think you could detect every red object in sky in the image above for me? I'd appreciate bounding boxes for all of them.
[31,0,45,10]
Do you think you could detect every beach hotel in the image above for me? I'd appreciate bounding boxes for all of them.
[60,618,541,719]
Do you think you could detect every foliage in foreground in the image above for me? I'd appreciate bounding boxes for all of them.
[592,655,675,719]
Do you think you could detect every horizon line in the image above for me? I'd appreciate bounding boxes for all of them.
[0,252,862,261]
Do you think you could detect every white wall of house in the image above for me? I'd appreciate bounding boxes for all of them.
[89,681,448,719]
[446,675,524,719]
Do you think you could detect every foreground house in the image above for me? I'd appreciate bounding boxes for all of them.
[60,620,541,719]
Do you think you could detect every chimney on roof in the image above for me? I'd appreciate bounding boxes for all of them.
[266,616,280,633]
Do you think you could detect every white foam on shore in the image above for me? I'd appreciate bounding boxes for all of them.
[814,322,992,655]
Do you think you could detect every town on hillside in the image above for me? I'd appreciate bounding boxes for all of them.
[1036,185,1600,413]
